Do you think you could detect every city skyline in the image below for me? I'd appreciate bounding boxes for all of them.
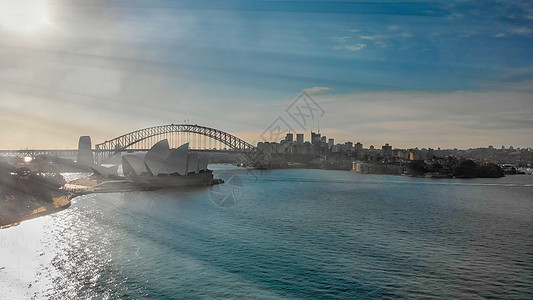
[1,0,532,149]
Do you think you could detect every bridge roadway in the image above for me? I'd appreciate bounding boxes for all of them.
[2,124,262,165]
[0,148,240,157]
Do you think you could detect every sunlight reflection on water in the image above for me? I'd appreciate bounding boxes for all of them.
[1,169,532,299]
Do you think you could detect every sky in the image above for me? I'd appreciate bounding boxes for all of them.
[0,0,532,149]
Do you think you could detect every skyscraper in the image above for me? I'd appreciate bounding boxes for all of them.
[311,131,321,145]
[381,143,393,158]
[296,134,304,144]
[285,133,294,143]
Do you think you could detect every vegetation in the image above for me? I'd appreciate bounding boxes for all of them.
[407,159,504,178]
[454,160,504,178]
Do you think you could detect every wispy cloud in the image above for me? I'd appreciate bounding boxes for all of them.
[361,32,411,41]
[1,0,532,150]
[374,41,387,48]
[360,35,384,41]
[337,44,367,51]
[510,26,533,37]
[447,12,464,20]
[334,27,412,52]
[332,36,351,43]
[304,86,330,94]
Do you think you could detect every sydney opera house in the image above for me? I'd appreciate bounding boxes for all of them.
[89,139,219,188]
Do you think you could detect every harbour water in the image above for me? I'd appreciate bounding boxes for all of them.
[1,165,532,299]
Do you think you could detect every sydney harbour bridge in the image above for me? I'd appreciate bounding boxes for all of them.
[0,124,263,165]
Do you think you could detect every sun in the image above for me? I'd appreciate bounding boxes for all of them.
[0,0,48,34]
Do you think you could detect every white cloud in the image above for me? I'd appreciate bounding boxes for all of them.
[510,26,533,36]
[361,32,410,40]
[342,44,367,51]
[332,36,351,43]
[447,13,464,20]
[388,25,399,31]
[494,33,506,38]
[304,87,330,94]
[374,41,387,48]
[360,35,383,40]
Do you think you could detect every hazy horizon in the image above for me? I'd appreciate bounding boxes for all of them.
[1,0,532,150]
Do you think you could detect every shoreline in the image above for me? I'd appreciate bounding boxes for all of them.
[1,174,223,228]
[2,167,526,229]
[0,194,73,229]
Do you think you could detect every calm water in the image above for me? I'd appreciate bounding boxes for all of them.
[1,166,532,299]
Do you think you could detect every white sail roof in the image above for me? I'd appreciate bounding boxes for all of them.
[144,139,171,176]
[160,143,189,175]
[122,155,148,176]
[198,154,209,171]
[102,152,123,165]
[90,164,119,178]
[187,152,199,174]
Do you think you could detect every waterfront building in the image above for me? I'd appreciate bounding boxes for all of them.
[123,155,148,176]
[345,142,353,151]
[394,149,409,160]
[381,143,393,158]
[160,143,188,175]
[357,150,367,160]
[409,150,424,161]
[144,139,171,175]
[90,164,119,177]
[122,140,208,177]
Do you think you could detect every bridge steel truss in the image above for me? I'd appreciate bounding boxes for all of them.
[94,124,258,164]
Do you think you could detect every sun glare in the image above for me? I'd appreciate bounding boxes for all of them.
[0,0,48,34]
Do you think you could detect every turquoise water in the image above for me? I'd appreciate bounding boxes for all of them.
[1,166,532,299]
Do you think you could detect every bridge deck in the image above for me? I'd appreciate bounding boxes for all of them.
[0,149,240,157]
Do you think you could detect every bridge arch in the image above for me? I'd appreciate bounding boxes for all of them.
[94,124,257,163]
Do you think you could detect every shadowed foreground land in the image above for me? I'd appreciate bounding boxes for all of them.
[0,163,70,227]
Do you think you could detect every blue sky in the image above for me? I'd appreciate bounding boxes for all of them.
[103,0,533,92]
[0,0,532,148]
